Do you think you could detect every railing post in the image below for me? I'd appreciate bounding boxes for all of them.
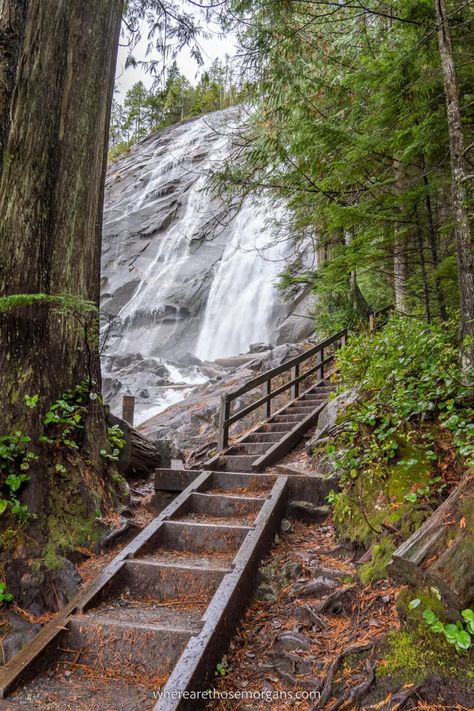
[342,328,348,347]
[263,379,272,418]
[317,347,325,380]
[291,363,299,399]
[218,394,231,451]
[122,395,135,426]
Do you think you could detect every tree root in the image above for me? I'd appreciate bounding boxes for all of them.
[363,683,424,710]
[310,641,375,709]
[326,658,376,711]
[315,585,357,614]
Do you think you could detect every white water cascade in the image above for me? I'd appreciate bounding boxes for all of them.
[115,119,228,357]
[195,200,285,360]
[102,109,294,423]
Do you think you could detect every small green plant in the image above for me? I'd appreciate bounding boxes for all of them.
[43,382,90,449]
[410,599,474,654]
[24,394,39,409]
[0,582,13,604]
[100,424,125,462]
[214,662,228,677]
[0,431,35,521]
[404,476,446,504]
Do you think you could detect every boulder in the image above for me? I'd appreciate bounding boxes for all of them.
[249,342,272,353]
[306,387,359,453]
[0,612,42,665]
[273,289,318,345]
[287,500,330,523]
[274,631,311,651]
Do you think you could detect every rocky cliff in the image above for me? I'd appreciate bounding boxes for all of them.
[101,108,317,426]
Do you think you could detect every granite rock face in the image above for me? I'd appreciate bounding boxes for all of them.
[138,343,308,455]
[101,108,318,425]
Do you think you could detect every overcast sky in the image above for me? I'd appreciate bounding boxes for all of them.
[115,19,236,100]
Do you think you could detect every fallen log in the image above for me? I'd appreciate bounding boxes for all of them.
[108,413,174,477]
[390,472,474,616]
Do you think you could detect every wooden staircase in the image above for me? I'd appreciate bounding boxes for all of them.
[208,379,337,473]
[0,310,393,710]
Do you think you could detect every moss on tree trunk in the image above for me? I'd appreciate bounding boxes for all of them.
[0,0,123,601]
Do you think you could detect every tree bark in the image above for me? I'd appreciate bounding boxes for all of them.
[0,0,28,172]
[344,230,371,318]
[435,0,474,369]
[390,473,474,617]
[0,0,123,517]
[415,207,432,323]
[422,162,448,321]
[393,161,411,314]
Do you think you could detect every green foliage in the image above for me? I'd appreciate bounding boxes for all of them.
[214,660,228,677]
[379,627,474,685]
[43,382,90,450]
[215,0,472,331]
[100,424,126,462]
[0,581,13,604]
[109,58,245,159]
[0,293,97,315]
[411,600,474,654]
[335,315,474,466]
[321,316,473,546]
[108,140,132,162]
[0,431,34,523]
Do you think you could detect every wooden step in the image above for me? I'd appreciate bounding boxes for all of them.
[212,454,259,472]
[258,422,293,432]
[62,612,198,674]
[287,406,319,414]
[170,492,264,522]
[271,414,304,423]
[196,471,276,496]
[243,432,282,443]
[228,442,272,456]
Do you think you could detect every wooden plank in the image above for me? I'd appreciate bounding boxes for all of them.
[291,363,299,399]
[262,379,271,418]
[217,395,231,450]
[121,395,135,426]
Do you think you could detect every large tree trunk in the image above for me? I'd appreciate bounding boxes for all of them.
[0,0,123,516]
[0,0,28,172]
[391,473,474,618]
[435,0,474,369]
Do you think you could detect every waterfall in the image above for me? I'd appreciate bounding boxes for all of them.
[104,109,287,362]
[195,199,284,360]
[114,118,228,357]
[102,109,292,423]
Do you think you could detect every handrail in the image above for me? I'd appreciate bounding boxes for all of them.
[217,329,348,450]
[224,329,347,401]
[217,305,394,451]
